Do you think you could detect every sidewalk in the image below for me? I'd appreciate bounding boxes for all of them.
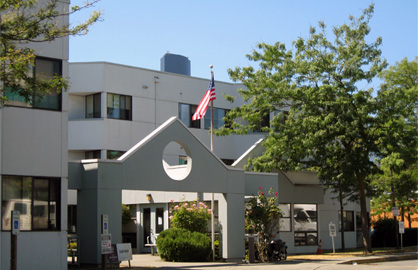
[116,251,418,269]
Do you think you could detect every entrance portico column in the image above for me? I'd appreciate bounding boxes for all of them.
[218,192,245,261]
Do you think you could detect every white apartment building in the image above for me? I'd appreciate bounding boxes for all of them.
[67,60,264,163]
[0,1,69,269]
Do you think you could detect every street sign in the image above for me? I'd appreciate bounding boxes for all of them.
[392,207,399,216]
[101,234,112,254]
[329,222,337,237]
[399,221,405,234]
[12,211,20,235]
[102,214,109,234]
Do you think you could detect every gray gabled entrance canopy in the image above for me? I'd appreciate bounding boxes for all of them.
[69,117,247,264]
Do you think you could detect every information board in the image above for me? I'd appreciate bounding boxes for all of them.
[101,234,112,254]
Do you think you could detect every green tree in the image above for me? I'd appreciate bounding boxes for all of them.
[0,0,102,102]
[372,57,418,247]
[245,187,281,262]
[217,5,405,253]
[122,204,132,225]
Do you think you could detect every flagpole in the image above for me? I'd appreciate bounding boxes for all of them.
[209,65,215,261]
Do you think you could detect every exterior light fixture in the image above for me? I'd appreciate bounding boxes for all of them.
[146,194,152,202]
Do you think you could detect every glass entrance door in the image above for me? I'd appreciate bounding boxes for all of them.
[140,204,166,253]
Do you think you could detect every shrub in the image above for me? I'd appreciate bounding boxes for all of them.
[156,228,211,262]
[245,187,281,262]
[169,199,211,233]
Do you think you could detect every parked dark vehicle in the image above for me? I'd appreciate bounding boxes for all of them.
[267,239,287,261]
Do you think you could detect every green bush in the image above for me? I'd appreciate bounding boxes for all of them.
[156,228,211,262]
[170,199,211,233]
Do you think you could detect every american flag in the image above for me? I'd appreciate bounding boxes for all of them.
[192,74,216,121]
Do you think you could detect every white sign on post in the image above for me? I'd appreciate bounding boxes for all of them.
[329,222,337,237]
[101,234,112,254]
[392,207,399,217]
[399,221,405,234]
[12,211,20,235]
[329,222,336,253]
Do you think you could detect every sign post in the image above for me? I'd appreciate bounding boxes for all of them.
[11,210,20,270]
[399,221,404,249]
[329,222,337,254]
[101,214,110,269]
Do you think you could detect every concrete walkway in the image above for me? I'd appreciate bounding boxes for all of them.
[118,252,418,269]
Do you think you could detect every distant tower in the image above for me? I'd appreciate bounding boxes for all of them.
[160,53,191,76]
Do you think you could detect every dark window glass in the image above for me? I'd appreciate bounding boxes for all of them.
[107,93,132,120]
[339,211,355,232]
[204,107,229,130]
[5,57,62,111]
[85,150,101,159]
[86,93,101,118]
[178,103,200,128]
[1,176,60,231]
[107,150,125,160]
[156,208,164,233]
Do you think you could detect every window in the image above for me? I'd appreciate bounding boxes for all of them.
[279,204,291,232]
[179,103,200,128]
[221,159,234,166]
[179,156,187,165]
[294,204,318,246]
[253,110,270,132]
[86,93,101,118]
[107,150,125,160]
[339,211,355,231]
[2,176,60,231]
[68,205,77,233]
[204,107,230,130]
[5,57,62,110]
[85,150,101,159]
[107,93,132,120]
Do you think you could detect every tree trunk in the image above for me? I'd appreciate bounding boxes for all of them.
[339,183,346,251]
[390,168,400,249]
[357,173,372,253]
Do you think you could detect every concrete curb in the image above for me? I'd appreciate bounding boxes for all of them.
[339,253,418,265]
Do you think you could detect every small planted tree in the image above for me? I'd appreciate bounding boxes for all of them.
[169,199,212,233]
[245,187,281,262]
[157,199,212,262]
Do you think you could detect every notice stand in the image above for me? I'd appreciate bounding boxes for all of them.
[329,222,336,254]
[11,210,20,270]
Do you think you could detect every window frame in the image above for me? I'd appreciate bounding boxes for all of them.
[339,210,355,232]
[4,56,63,111]
[178,103,200,128]
[293,204,318,246]
[107,93,132,120]
[278,203,292,232]
[1,175,61,231]
[204,107,230,130]
[86,93,101,118]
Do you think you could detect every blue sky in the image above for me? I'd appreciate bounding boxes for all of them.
[69,0,417,83]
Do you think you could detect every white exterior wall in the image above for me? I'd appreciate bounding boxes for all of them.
[68,62,264,161]
[0,0,69,269]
